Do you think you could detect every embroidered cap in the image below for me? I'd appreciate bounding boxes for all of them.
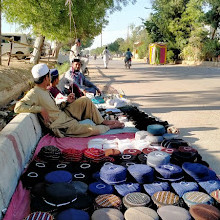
[127,164,154,184]
[147,151,170,168]
[89,182,114,195]
[182,191,214,207]
[95,194,122,209]
[91,208,124,220]
[143,182,170,196]
[151,191,179,207]
[124,207,159,220]
[114,183,141,196]
[56,208,89,220]
[157,205,191,220]
[189,204,220,220]
[24,212,54,220]
[123,192,151,209]
[100,164,127,185]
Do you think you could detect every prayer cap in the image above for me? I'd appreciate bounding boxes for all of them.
[32,63,49,78]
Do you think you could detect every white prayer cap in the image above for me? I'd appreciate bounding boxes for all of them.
[32,63,49,78]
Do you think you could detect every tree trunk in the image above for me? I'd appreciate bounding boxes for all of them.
[211,28,216,40]
[53,42,62,59]
[30,35,45,64]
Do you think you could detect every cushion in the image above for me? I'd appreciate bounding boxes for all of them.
[199,180,220,194]
[147,151,170,168]
[56,208,89,220]
[24,212,54,220]
[151,191,179,207]
[157,205,191,220]
[44,170,72,184]
[100,164,127,185]
[155,163,184,182]
[89,182,114,195]
[95,194,122,209]
[182,191,214,207]
[124,207,159,220]
[171,181,199,197]
[91,208,124,220]
[189,204,220,220]
[182,162,218,182]
[127,164,154,184]
[123,192,151,209]
[143,182,170,196]
[43,182,77,207]
[114,183,141,196]
[147,124,166,136]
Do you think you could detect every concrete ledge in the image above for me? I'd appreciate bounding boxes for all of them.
[0,113,42,219]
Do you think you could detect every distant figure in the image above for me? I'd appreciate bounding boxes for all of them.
[102,47,111,69]
[94,54,97,60]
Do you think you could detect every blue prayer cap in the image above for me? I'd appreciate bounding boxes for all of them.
[50,68,59,76]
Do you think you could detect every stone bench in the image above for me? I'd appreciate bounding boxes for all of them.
[0,113,42,219]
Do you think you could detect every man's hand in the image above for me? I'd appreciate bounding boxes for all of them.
[67,93,75,103]
[41,108,50,124]
[97,88,102,96]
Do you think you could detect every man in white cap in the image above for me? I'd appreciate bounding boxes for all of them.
[14,63,124,137]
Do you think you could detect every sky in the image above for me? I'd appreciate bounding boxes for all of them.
[2,0,152,49]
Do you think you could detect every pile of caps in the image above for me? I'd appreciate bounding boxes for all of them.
[21,115,220,220]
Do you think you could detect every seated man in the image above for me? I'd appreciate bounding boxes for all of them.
[48,68,83,103]
[14,64,124,138]
[61,58,101,96]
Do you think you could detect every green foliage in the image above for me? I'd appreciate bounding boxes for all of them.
[55,62,70,75]
[2,0,136,44]
[166,50,175,63]
[201,39,220,60]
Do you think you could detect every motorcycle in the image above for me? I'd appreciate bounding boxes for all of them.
[125,58,131,69]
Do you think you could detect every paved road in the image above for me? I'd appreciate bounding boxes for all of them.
[88,58,220,174]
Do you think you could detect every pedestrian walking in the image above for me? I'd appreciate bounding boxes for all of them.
[102,47,111,69]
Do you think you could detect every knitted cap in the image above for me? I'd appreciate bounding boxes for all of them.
[91,208,124,220]
[151,191,179,207]
[171,181,199,197]
[157,205,191,220]
[189,204,220,220]
[123,192,151,209]
[143,182,170,196]
[127,164,154,184]
[114,183,141,196]
[124,207,159,220]
[84,148,105,163]
[62,148,83,162]
[142,147,158,155]
[37,145,62,162]
[182,191,214,207]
